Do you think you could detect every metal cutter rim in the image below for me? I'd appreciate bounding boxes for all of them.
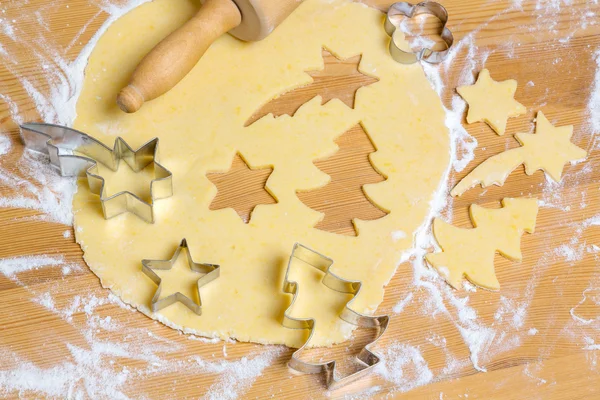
[141,238,221,315]
[19,122,173,223]
[384,1,454,64]
[281,243,390,389]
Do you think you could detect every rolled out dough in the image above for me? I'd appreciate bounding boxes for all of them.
[73,0,450,347]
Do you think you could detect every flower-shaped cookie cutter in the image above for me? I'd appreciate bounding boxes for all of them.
[384,1,454,64]
[20,123,173,223]
[281,243,390,389]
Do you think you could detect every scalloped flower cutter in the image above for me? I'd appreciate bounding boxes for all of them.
[282,243,390,389]
[384,1,454,64]
[141,238,220,315]
[20,123,173,223]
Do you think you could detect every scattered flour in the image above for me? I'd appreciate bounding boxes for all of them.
[375,342,434,392]
[0,134,11,156]
[392,292,414,314]
[0,0,599,397]
[584,337,600,351]
[0,254,65,278]
[528,328,538,336]
[1,1,285,398]
[554,243,585,263]
[570,287,600,326]
[339,385,382,400]
[590,49,600,134]
[0,150,77,225]
[0,254,282,399]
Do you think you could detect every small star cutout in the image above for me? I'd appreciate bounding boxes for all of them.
[457,69,526,135]
[297,124,387,236]
[517,111,587,181]
[206,153,276,223]
[141,239,220,315]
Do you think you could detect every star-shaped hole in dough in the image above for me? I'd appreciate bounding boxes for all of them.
[141,239,220,315]
[206,153,276,223]
[457,69,526,135]
[245,49,379,126]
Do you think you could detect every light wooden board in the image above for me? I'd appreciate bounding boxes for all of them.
[1,0,600,398]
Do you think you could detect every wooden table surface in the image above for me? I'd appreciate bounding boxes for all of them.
[1,0,600,398]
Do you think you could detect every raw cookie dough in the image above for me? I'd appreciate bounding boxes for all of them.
[451,111,587,196]
[457,69,526,135]
[73,0,450,347]
[426,198,539,290]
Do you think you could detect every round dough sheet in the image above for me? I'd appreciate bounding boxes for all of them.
[73,0,450,347]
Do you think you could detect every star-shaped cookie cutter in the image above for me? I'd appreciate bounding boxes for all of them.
[281,243,390,389]
[384,1,454,64]
[20,123,173,223]
[141,238,220,315]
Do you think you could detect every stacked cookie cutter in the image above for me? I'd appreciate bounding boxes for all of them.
[282,243,390,389]
[385,1,454,64]
[20,123,172,223]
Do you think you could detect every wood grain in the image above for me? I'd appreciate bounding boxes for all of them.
[1,0,600,398]
[246,51,378,125]
[206,153,276,223]
[297,124,388,236]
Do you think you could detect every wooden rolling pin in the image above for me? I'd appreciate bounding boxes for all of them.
[117,0,303,113]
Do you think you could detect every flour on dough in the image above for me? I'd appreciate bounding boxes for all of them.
[73,0,450,347]
[457,69,526,135]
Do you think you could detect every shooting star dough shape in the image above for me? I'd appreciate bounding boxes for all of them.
[457,69,526,135]
[452,111,587,196]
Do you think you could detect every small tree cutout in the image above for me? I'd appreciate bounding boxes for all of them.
[297,124,387,236]
[426,198,539,290]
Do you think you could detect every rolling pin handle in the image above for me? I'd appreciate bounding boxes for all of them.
[117,85,145,114]
[116,0,242,113]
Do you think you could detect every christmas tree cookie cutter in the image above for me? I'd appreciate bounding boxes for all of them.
[141,238,220,315]
[281,243,390,389]
[20,123,173,223]
[384,1,454,64]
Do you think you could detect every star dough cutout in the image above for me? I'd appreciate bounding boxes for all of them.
[141,239,220,315]
[206,153,276,223]
[451,111,588,196]
[516,111,587,181]
[457,69,526,135]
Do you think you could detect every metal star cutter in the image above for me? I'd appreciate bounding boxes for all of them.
[141,238,220,315]
[20,123,173,223]
[282,243,390,389]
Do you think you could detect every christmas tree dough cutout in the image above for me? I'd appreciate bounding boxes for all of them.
[452,111,587,196]
[457,69,526,135]
[426,198,539,290]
